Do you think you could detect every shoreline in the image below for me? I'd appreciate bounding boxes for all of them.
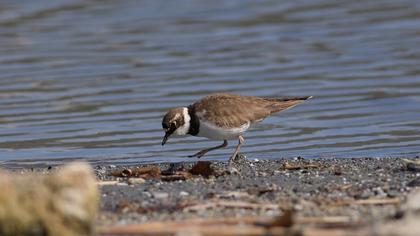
[9,156,420,235]
[94,156,420,233]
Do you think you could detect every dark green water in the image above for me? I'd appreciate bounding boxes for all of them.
[1,0,420,167]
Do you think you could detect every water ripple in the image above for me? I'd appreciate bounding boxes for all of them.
[1,0,420,167]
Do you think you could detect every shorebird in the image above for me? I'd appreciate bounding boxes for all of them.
[161,93,312,164]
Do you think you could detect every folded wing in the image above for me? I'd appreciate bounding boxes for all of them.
[191,93,311,129]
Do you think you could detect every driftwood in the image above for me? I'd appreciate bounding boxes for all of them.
[185,200,280,212]
[97,194,419,236]
[333,198,401,206]
[281,161,320,170]
[110,161,219,181]
[98,215,370,236]
[0,162,98,236]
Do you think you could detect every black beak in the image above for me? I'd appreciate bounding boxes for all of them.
[162,130,171,146]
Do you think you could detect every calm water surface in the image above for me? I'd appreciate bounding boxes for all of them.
[1,0,420,167]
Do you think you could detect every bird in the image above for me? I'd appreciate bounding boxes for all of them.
[161,93,312,164]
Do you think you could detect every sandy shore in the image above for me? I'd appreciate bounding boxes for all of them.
[92,156,420,232]
[12,156,420,235]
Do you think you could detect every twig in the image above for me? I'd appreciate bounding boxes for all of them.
[96,180,120,186]
[334,198,400,206]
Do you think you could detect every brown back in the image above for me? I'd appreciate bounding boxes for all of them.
[191,93,310,129]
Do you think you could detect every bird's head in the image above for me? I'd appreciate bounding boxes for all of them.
[161,107,190,145]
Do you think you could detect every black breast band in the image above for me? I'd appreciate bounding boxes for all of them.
[187,106,199,136]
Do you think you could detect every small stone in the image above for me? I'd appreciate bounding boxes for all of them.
[387,190,400,198]
[143,191,152,198]
[127,178,146,185]
[189,161,214,177]
[407,178,420,187]
[121,169,132,177]
[153,192,169,200]
[179,191,189,197]
[359,190,373,199]
[373,187,386,197]
[402,159,420,172]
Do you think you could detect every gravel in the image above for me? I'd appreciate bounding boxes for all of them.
[94,156,420,226]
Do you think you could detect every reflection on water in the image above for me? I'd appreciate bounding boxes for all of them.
[0,0,420,167]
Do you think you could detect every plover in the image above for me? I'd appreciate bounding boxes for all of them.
[161,93,312,164]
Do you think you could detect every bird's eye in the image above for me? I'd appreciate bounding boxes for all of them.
[170,122,176,128]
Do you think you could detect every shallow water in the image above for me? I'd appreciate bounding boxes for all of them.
[1,0,420,167]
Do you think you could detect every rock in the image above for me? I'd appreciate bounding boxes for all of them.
[153,192,169,200]
[402,159,420,172]
[189,161,215,178]
[127,178,146,185]
[0,162,98,236]
[407,178,420,187]
[179,191,190,197]
[402,189,420,212]
[379,190,420,235]
[121,168,132,177]
[112,166,161,179]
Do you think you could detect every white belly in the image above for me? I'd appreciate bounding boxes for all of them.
[197,120,250,140]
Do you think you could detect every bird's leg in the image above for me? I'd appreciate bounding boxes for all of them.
[228,135,244,165]
[188,140,228,158]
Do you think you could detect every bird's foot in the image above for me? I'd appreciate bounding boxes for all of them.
[228,153,247,163]
[226,160,239,175]
[227,154,245,175]
[235,153,247,162]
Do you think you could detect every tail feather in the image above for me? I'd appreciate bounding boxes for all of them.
[276,96,313,102]
[265,96,312,114]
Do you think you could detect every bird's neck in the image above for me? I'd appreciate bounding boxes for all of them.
[187,106,199,136]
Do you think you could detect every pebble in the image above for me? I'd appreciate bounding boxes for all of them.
[153,192,169,200]
[179,191,189,197]
[142,191,152,198]
[407,163,420,172]
[94,157,417,226]
[128,178,146,185]
[407,178,420,187]
[373,187,386,197]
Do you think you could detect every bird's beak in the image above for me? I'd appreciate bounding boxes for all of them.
[161,131,171,146]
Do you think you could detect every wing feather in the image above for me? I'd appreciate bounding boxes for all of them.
[191,93,311,129]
